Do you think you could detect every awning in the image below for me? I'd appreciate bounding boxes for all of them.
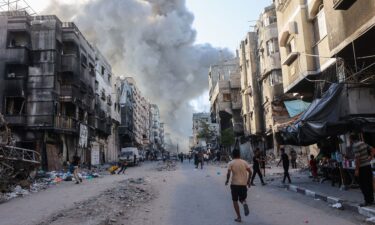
[284,100,311,117]
[278,83,345,145]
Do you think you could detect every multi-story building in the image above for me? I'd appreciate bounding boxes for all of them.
[239,33,264,141]
[274,0,375,147]
[256,4,290,153]
[209,57,243,136]
[149,104,162,152]
[123,77,150,147]
[118,78,135,147]
[0,11,120,170]
[192,112,220,149]
[92,49,120,164]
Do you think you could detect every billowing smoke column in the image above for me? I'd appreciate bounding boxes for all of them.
[45,0,232,150]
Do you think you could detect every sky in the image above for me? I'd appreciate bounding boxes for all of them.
[186,0,273,113]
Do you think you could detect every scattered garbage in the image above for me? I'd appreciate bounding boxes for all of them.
[155,161,177,171]
[331,203,343,209]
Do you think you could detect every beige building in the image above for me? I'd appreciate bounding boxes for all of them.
[275,0,334,97]
[209,58,243,136]
[256,4,290,152]
[125,77,150,147]
[239,33,263,139]
[274,0,375,147]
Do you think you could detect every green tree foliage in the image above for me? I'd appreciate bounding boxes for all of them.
[197,121,216,143]
[220,128,235,147]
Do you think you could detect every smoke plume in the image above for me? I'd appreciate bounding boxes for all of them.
[44,0,232,150]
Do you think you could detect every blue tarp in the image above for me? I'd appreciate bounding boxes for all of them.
[284,100,311,118]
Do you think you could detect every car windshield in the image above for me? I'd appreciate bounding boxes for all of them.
[121,151,133,157]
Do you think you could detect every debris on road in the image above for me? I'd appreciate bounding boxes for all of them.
[35,177,154,225]
[154,161,177,171]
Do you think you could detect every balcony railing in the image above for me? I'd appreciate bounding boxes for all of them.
[54,116,78,131]
[4,115,26,126]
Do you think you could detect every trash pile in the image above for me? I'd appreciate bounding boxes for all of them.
[36,177,154,225]
[155,161,177,171]
[0,170,102,203]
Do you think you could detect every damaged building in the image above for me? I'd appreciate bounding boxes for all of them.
[0,11,120,170]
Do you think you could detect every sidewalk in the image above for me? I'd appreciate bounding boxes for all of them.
[266,168,375,219]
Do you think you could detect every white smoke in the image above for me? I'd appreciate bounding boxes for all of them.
[44,0,232,150]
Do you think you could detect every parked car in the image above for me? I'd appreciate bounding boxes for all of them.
[119,147,140,166]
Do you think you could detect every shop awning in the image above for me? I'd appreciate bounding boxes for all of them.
[278,83,345,145]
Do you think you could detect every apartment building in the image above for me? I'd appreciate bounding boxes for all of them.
[239,33,263,139]
[209,57,243,136]
[275,0,375,146]
[149,104,162,152]
[192,112,219,148]
[124,77,150,147]
[118,78,135,147]
[0,11,121,170]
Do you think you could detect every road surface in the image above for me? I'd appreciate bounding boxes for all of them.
[0,162,368,225]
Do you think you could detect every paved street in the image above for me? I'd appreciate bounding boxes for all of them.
[0,162,368,225]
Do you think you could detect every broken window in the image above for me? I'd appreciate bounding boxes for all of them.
[5,97,26,115]
[223,93,231,102]
[5,64,28,79]
[7,31,29,48]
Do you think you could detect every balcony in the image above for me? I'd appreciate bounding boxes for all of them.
[54,116,78,132]
[282,52,298,66]
[4,115,26,126]
[2,47,29,64]
[61,54,79,74]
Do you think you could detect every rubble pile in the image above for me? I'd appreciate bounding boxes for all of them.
[0,170,102,203]
[154,161,177,171]
[36,177,154,225]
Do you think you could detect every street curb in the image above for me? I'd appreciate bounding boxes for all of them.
[283,184,375,219]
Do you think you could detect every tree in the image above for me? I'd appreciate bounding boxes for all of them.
[220,128,235,148]
[197,121,216,143]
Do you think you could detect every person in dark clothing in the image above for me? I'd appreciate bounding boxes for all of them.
[290,149,297,169]
[251,149,266,186]
[194,153,198,168]
[117,161,128,174]
[351,133,374,207]
[277,148,291,184]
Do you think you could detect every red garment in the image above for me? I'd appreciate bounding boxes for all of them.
[310,159,318,177]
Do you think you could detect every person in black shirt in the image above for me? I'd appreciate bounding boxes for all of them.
[250,149,266,186]
[277,148,291,183]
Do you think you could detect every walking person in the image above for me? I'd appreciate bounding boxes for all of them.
[197,151,204,169]
[71,155,82,184]
[290,149,297,169]
[350,133,374,207]
[277,148,291,184]
[117,160,128,174]
[225,148,252,223]
[250,149,266,186]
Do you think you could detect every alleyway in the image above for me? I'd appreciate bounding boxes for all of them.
[0,162,367,225]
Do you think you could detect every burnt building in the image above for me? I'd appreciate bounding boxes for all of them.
[0,11,120,170]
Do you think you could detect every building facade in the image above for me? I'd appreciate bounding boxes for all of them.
[209,57,244,137]
[0,11,121,170]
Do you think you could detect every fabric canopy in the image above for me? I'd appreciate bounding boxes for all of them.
[278,83,351,146]
[284,100,311,117]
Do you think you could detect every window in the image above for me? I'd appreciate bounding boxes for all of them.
[269,71,283,86]
[223,93,231,102]
[286,37,296,54]
[314,6,327,42]
[5,97,26,115]
[267,39,279,56]
[264,16,276,27]
[95,80,99,91]
[5,64,28,79]
[101,66,105,76]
